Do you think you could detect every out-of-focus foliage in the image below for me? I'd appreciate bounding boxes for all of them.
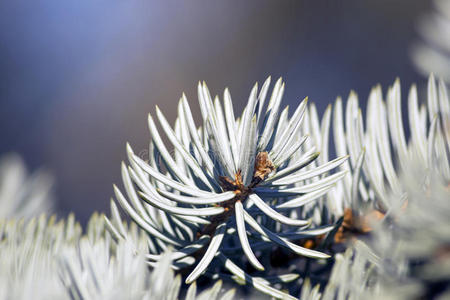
[0,153,53,219]
[0,213,235,300]
[302,74,449,227]
[300,75,450,299]
[412,0,450,83]
[312,163,450,300]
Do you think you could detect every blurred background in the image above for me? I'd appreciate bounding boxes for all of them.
[0,0,440,224]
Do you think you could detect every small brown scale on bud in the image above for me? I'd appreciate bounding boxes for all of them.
[299,208,386,249]
[198,152,274,237]
[251,151,275,187]
[333,208,385,243]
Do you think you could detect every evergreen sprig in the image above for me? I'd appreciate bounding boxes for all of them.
[108,78,347,298]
